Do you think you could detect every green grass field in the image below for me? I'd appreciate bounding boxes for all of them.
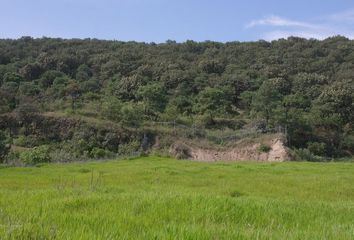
[0,156,353,239]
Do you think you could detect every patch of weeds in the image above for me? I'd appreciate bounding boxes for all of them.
[35,163,46,168]
[258,144,272,153]
[78,168,91,173]
[167,170,179,175]
[229,190,244,198]
[233,165,243,169]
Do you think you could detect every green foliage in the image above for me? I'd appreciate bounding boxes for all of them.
[19,145,51,165]
[194,87,232,119]
[118,140,141,155]
[342,135,354,155]
[315,79,354,125]
[39,70,64,88]
[19,82,41,96]
[120,102,144,127]
[13,135,40,148]
[80,78,100,93]
[75,64,92,82]
[89,147,112,159]
[251,80,282,125]
[0,131,10,162]
[258,144,272,153]
[307,142,327,156]
[293,148,324,162]
[3,72,22,84]
[292,73,328,98]
[0,37,353,158]
[137,82,167,118]
[101,96,122,122]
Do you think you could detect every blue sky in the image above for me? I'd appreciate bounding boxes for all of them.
[1,0,354,42]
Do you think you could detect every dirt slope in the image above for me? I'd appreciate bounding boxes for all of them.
[170,134,291,162]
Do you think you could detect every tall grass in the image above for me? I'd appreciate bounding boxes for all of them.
[0,156,353,239]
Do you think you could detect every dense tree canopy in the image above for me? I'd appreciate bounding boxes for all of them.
[0,36,353,158]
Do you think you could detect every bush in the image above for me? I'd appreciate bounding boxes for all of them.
[120,103,144,127]
[13,135,40,148]
[19,145,50,165]
[90,147,113,159]
[195,114,214,128]
[212,118,245,130]
[118,140,141,155]
[4,151,20,165]
[0,131,10,162]
[258,144,272,153]
[293,148,324,162]
[342,135,354,155]
[307,142,326,156]
[49,147,79,163]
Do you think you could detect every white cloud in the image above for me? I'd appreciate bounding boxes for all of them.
[246,15,316,29]
[246,12,354,41]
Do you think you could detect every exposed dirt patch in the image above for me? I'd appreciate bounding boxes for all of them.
[170,134,291,162]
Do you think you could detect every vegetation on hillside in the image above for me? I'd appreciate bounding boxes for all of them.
[0,36,353,163]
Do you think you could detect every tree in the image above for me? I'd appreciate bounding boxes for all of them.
[120,102,144,127]
[194,87,232,122]
[101,96,122,122]
[0,86,17,112]
[136,82,167,119]
[3,72,22,84]
[65,80,82,111]
[14,104,40,135]
[19,63,43,81]
[292,73,328,98]
[76,64,92,82]
[315,79,354,125]
[251,81,282,125]
[280,94,312,148]
[39,70,64,89]
[199,60,225,74]
[220,72,251,106]
[19,82,41,96]
[80,78,100,93]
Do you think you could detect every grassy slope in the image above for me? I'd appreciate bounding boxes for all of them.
[0,157,353,239]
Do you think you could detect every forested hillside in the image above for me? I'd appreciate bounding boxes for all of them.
[0,36,353,162]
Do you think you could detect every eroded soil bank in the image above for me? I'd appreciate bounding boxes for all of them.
[170,134,291,162]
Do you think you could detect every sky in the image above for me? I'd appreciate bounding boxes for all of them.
[1,0,354,42]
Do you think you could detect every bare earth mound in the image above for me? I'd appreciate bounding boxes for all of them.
[170,134,291,162]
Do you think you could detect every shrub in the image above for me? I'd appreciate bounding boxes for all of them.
[258,144,272,153]
[13,135,40,148]
[307,142,327,156]
[342,135,354,155]
[195,114,214,128]
[0,131,10,162]
[90,147,113,159]
[4,151,20,165]
[49,148,79,163]
[169,143,191,160]
[19,145,50,165]
[293,148,324,162]
[118,140,141,155]
[120,103,144,127]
